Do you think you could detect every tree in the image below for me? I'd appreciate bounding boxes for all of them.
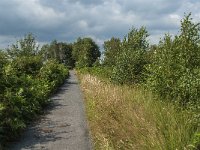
[6,33,43,76]
[0,50,8,94]
[41,41,75,68]
[72,37,100,68]
[111,27,149,84]
[59,42,75,68]
[7,33,39,58]
[146,13,200,104]
[103,37,121,67]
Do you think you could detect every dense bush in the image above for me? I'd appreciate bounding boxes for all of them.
[72,37,101,68]
[0,60,69,144]
[0,35,69,146]
[39,59,69,90]
[103,37,121,67]
[10,56,43,76]
[79,66,112,80]
[145,14,200,105]
[111,27,149,84]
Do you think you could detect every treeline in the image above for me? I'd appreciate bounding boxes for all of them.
[40,37,100,69]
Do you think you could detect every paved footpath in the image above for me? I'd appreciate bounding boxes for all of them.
[9,70,92,150]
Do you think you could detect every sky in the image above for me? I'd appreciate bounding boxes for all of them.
[0,0,200,49]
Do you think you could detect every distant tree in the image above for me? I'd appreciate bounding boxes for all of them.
[41,41,75,68]
[72,37,100,68]
[103,37,121,67]
[40,44,50,61]
[44,40,60,61]
[59,43,75,68]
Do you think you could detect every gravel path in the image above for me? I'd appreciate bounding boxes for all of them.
[9,70,92,150]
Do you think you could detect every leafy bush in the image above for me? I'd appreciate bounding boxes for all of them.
[39,59,69,88]
[72,37,101,68]
[0,35,69,147]
[145,14,200,105]
[11,56,43,76]
[78,66,112,80]
[103,37,121,67]
[0,51,8,90]
[111,27,149,84]
[0,62,69,144]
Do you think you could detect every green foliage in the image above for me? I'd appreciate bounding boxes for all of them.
[77,14,200,149]
[39,59,69,88]
[10,56,43,76]
[103,37,121,67]
[72,37,101,68]
[41,41,75,68]
[192,132,200,149]
[0,35,69,147]
[0,51,8,68]
[0,51,8,94]
[111,27,149,84]
[145,14,200,105]
[79,66,112,80]
[7,33,39,58]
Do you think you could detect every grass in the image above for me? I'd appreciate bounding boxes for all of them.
[78,73,199,150]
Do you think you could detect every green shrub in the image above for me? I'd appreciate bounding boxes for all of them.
[11,56,43,76]
[0,45,69,147]
[39,59,69,88]
[145,14,200,105]
[72,37,101,68]
[79,66,112,80]
[111,27,149,84]
[103,37,121,67]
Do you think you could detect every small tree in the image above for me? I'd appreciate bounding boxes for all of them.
[146,13,200,104]
[7,33,39,58]
[41,41,75,68]
[6,33,43,76]
[103,37,121,67]
[111,27,149,84]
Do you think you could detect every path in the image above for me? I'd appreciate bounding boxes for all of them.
[9,70,92,150]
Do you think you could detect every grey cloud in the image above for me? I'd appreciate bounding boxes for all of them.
[119,0,182,14]
[0,0,199,48]
[68,0,104,5]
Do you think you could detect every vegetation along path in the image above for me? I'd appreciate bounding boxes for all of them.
[9,70,92,150]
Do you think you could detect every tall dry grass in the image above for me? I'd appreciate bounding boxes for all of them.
[79,74,198,150]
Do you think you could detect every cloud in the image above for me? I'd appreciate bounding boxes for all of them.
[0,0,200,48]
